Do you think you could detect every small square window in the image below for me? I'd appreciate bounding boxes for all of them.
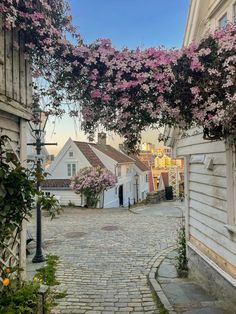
[219,13,227,29]
[69,151,73,157]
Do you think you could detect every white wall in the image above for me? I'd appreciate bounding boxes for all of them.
[175,127,236,281]
[48,140,91,179]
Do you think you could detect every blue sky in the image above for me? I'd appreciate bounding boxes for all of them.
[70,0,189,49]
[46,0,190,154]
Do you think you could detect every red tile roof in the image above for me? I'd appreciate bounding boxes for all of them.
[41,179,71,188]
[87,143,135,164]
[74,141,105,168]
[129,154,150,171]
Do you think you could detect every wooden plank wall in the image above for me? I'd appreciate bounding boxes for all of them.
[0,16,31,109]
[176,128,236,274]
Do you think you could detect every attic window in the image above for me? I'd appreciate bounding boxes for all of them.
[69,151,73,157]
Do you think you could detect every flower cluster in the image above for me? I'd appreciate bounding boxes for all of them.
[70,167,117,207]
[165,24,236,141]
[55,24,236,150]
[0,0,78,109]
[1,2,236,151]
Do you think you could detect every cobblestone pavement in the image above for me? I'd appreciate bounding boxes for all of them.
[27,203,182,314]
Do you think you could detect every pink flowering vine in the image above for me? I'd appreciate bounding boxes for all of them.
[1,1,236,152]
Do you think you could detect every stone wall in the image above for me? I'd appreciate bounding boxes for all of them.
[146,190,165,204]
[188,246,236,307]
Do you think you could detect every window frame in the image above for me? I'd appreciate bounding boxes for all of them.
[219,13,227,29]
[67,163,76,177]
[233,2,236,22]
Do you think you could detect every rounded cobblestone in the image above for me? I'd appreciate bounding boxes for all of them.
[28,205,181,313]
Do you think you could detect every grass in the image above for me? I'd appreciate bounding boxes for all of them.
[151,290,169,314]
[34,255,59,286]
[34,255,67,313]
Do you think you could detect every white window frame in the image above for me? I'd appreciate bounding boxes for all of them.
[219,13,227,29]
[67,163,76,177]
[69,151,74,157]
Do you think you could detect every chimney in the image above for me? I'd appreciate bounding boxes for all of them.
[97,132,106,145]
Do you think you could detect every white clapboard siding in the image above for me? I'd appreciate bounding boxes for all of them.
[189,181,227,201]
[190,210,229,238]
[190,199,227,224]
[177,141,226,156]
[0,20,31,112]
[175,125,236,276]
[189,163,226,177]
[190,190,227,212]
[190,172,227,188]
[46,190,84,207]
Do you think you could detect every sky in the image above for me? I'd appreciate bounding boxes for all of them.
[45,0,190,155]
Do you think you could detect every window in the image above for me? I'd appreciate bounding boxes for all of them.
[146,174,149,182]
[45,192,51,197]
[234,3,236,22]
[117,165,121,177]
[219,13,227,29]
[69,151,73,157]
[67,163,76,176]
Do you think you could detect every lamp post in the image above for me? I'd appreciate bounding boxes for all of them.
[134,173,139,203]
[28,103,57,263]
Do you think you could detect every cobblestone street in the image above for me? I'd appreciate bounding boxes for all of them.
[27,203,183,313]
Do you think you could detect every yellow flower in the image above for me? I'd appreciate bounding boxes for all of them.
[2,278,10,286]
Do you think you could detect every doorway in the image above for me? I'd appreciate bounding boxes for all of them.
[118,185,123,206]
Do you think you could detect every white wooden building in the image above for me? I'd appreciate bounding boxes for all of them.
[0,17,32,275]
[165,0,236,304]
[42,134,150,208]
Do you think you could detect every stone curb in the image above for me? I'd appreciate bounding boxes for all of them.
[148,245,177,314]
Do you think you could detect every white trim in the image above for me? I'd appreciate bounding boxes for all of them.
[188,241,236,288]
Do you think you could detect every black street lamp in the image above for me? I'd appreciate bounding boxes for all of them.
[28,103,57,263]
[134,173,139,203]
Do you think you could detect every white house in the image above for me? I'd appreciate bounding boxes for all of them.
[165,0,236,305]
[42,134,150,208]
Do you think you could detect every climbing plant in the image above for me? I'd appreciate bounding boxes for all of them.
[1,2,236,152]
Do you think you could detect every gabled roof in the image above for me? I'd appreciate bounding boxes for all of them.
[118,146,150,171]
[89,143,135,164]
[74,141,105,168]
[129,154,150,172]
